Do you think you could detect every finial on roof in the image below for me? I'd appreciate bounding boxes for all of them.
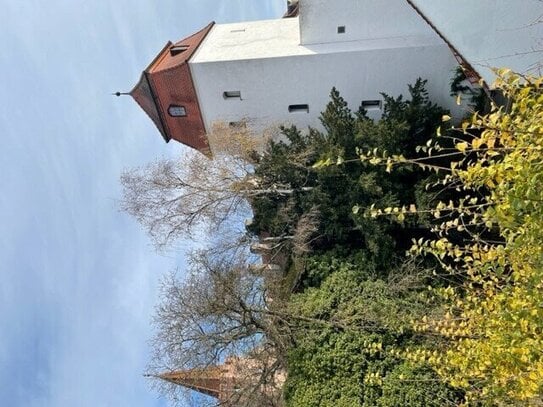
[113,91,130,97]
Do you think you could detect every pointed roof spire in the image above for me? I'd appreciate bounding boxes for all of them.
[157,366,225,399]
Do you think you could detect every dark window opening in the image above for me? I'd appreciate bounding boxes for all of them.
[168,105,187,117]
[170,45,189,56]
[337,26,346,34]
[289,104,309,113]
[223,91,242,99]
[361,100,382,110]
[229,121,247,129]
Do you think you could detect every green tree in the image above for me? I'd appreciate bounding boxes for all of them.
[365,71,543,405]
[284,257,459,407]
[250,80,449,268]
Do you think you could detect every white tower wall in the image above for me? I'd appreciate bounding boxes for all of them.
[409,0,543,84]
[299,0,436,45]
[190,17,462,137]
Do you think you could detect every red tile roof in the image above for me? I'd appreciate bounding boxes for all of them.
[130,22,215,153]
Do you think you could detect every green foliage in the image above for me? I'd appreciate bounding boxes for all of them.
[247,126,321,239]
[247,80,460,406]
[286,332,461,407]
[320,87,358,158]
[450,66,488,112]
[250,81,448,266]
[423,72,543,404]
[290,259,435,334]
[284,329,367,407]
[364,70,543,404]
[364,363,461,407]
[298,250,373,289]
[284,260,456,407]
[358,79,448,156]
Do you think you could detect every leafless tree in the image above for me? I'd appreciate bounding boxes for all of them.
[147,250,291,406]
[291,205,321,256]
[120,146,312,249]
[120,149,248,249]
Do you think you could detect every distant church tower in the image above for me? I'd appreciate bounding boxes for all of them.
[157,365,226,400]
[154,356,285,406]
[127,0,464,153]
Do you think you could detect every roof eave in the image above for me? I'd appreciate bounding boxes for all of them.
[143,72,172,143]
[405,0,489,93]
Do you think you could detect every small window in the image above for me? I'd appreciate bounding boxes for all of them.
[229,121,247,129]
[289,104,309,113]
[361,100,382,110]
[231,28,246,33]
[168,105,187,117]
[337,26,346,34]
[223,91,241,99]
[170,45,189,56]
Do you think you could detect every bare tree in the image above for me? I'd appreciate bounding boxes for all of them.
[120,146,312,249]
[147,250,290,407]
[120,149,249,248]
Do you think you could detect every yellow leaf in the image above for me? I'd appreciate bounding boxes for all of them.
[472,137,483,149]
[442,115,452,122]
[456,142,468,153]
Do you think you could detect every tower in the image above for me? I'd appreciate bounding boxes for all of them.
[154,356,285,406]
[127,22,215,153]
[128,0,465,153]
[157,366,225,400]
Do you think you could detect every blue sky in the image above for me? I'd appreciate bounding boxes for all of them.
[0,1,285,406]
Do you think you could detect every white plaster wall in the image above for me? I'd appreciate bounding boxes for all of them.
[193,17,444,63]
[190,42,464,137]
[192,18,302,62]
[410,0,543,84]
[299,0,437,45]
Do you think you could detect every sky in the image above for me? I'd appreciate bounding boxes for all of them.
[0,1,285,406]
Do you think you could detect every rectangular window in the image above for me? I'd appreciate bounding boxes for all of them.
[223,91,242,99]
[229,121,247,129]
[288,104,309,113]
[361,100,382,110]
[337,26,346,34]
[231,28,246,33]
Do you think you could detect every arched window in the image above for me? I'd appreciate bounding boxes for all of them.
[168,105,187,117]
